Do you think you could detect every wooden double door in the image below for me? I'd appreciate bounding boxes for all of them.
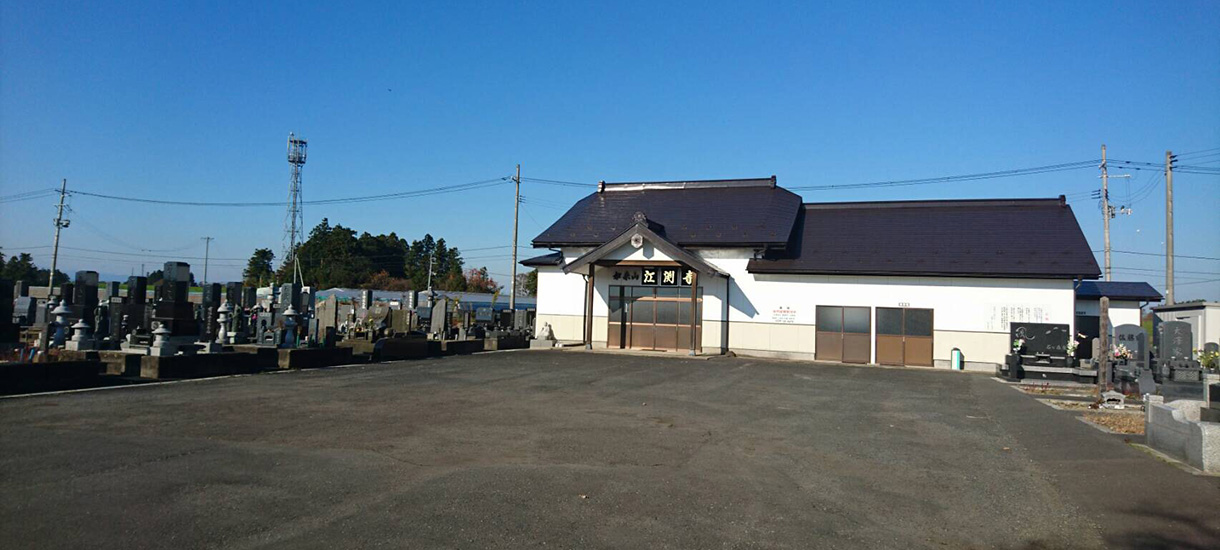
[608,286,701,352]
[875,307,934,366]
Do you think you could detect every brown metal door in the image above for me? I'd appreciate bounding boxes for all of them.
[874,307,934,366]
[816,306,871,363]
[815,306,843,362]
[902,308,934,367]
[841,307,871,363]
[875,308,905,365]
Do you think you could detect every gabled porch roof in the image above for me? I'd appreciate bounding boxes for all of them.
[561,213,727,277]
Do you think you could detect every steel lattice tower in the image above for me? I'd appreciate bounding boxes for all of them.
[285,133,308,283]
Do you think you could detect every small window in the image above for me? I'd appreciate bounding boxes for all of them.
[817,306,842,332]
[904,309,933,336]
[877,308,903,335]
[843,307,870,334]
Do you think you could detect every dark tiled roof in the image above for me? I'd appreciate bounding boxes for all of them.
[1075,281,1162,301]
[747,198,1101,279]
[531,177,802,248]
[520,251,564,267]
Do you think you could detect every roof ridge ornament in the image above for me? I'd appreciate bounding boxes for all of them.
[633,211,648,224]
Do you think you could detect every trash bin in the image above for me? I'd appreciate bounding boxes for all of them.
[951,348,963,371]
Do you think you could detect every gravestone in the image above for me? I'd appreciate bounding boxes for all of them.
[475,307,494,324]
[0,278,15,342]
[300,286,315,316]
[241,287,257,309]
[360,289,373,310]
[13,296,36,326]
[152,262,196,337]
[224,282,244,306]
[1113,324,1148,386]
[71,271,100,330]
[200,283,223,340]
[1010,323,1070,355]
[430,298,449,336]
[514,309,533,332]
[1114,324,1147,365]
[1160,321,1193,361]
[163,262,191,284]
[127,276,148,305]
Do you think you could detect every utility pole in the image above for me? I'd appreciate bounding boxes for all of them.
[510,164,521,310]
[48,179,69,297]
[201,237,214,285]
[1101,145,1111,281]
[1165,150,1175,305]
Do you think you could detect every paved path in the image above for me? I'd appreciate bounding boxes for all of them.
[1,351,1217,548]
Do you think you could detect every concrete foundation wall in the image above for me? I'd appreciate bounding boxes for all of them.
[1145,398,1220,474]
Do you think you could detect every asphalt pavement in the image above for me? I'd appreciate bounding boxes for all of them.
[1,350,1217,549]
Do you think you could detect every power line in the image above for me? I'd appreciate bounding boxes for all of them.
[1176,146,1220,158]
[1105,249,1220,261]
[788,160,1101,190]
[521,177,597,188]
[62,177,510,207]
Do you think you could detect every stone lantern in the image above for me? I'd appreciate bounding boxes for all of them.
[216,300,232,345]
[50,299,71,347]
[65,318,95,351]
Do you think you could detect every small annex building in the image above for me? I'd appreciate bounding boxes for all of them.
[523,177,1102,369]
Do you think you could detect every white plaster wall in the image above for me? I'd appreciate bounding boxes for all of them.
[536,245,1078,365]
[1157,305,1220,347]
[1076,299,1144,329]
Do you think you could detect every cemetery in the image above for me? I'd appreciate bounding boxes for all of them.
[995,307,1220,472]
[0,261,537,395]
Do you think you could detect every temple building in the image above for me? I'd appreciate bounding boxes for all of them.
[523,176,1104,370]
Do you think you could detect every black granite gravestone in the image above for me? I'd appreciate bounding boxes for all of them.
[0,278,15,342]
[1010,323,1070,355]
[201,283,222,340]
[72,271,100,327]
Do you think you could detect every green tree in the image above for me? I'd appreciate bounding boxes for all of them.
[523,269,538,296]
[2,252,40,282]
[243,248,276,287]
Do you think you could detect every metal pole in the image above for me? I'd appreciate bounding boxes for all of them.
[202,236,213,285]
[689,270,699,356]
[48,179,68,296]
[510,164,520,310]
[1165,150,1174,305]
[1101,145,1111,281]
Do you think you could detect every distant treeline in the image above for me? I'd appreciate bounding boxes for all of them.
[242,218,506,293]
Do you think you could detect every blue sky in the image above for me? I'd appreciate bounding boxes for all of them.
[2,1,1218,299]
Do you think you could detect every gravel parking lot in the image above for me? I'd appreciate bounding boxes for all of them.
[2,350,1217,549]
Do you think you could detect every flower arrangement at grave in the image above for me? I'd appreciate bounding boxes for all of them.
[1011,338,1025,353]
[1197,348,1219,371]
[1112,343,1132,362]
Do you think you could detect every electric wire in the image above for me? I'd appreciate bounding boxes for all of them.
[62,177,511,207]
